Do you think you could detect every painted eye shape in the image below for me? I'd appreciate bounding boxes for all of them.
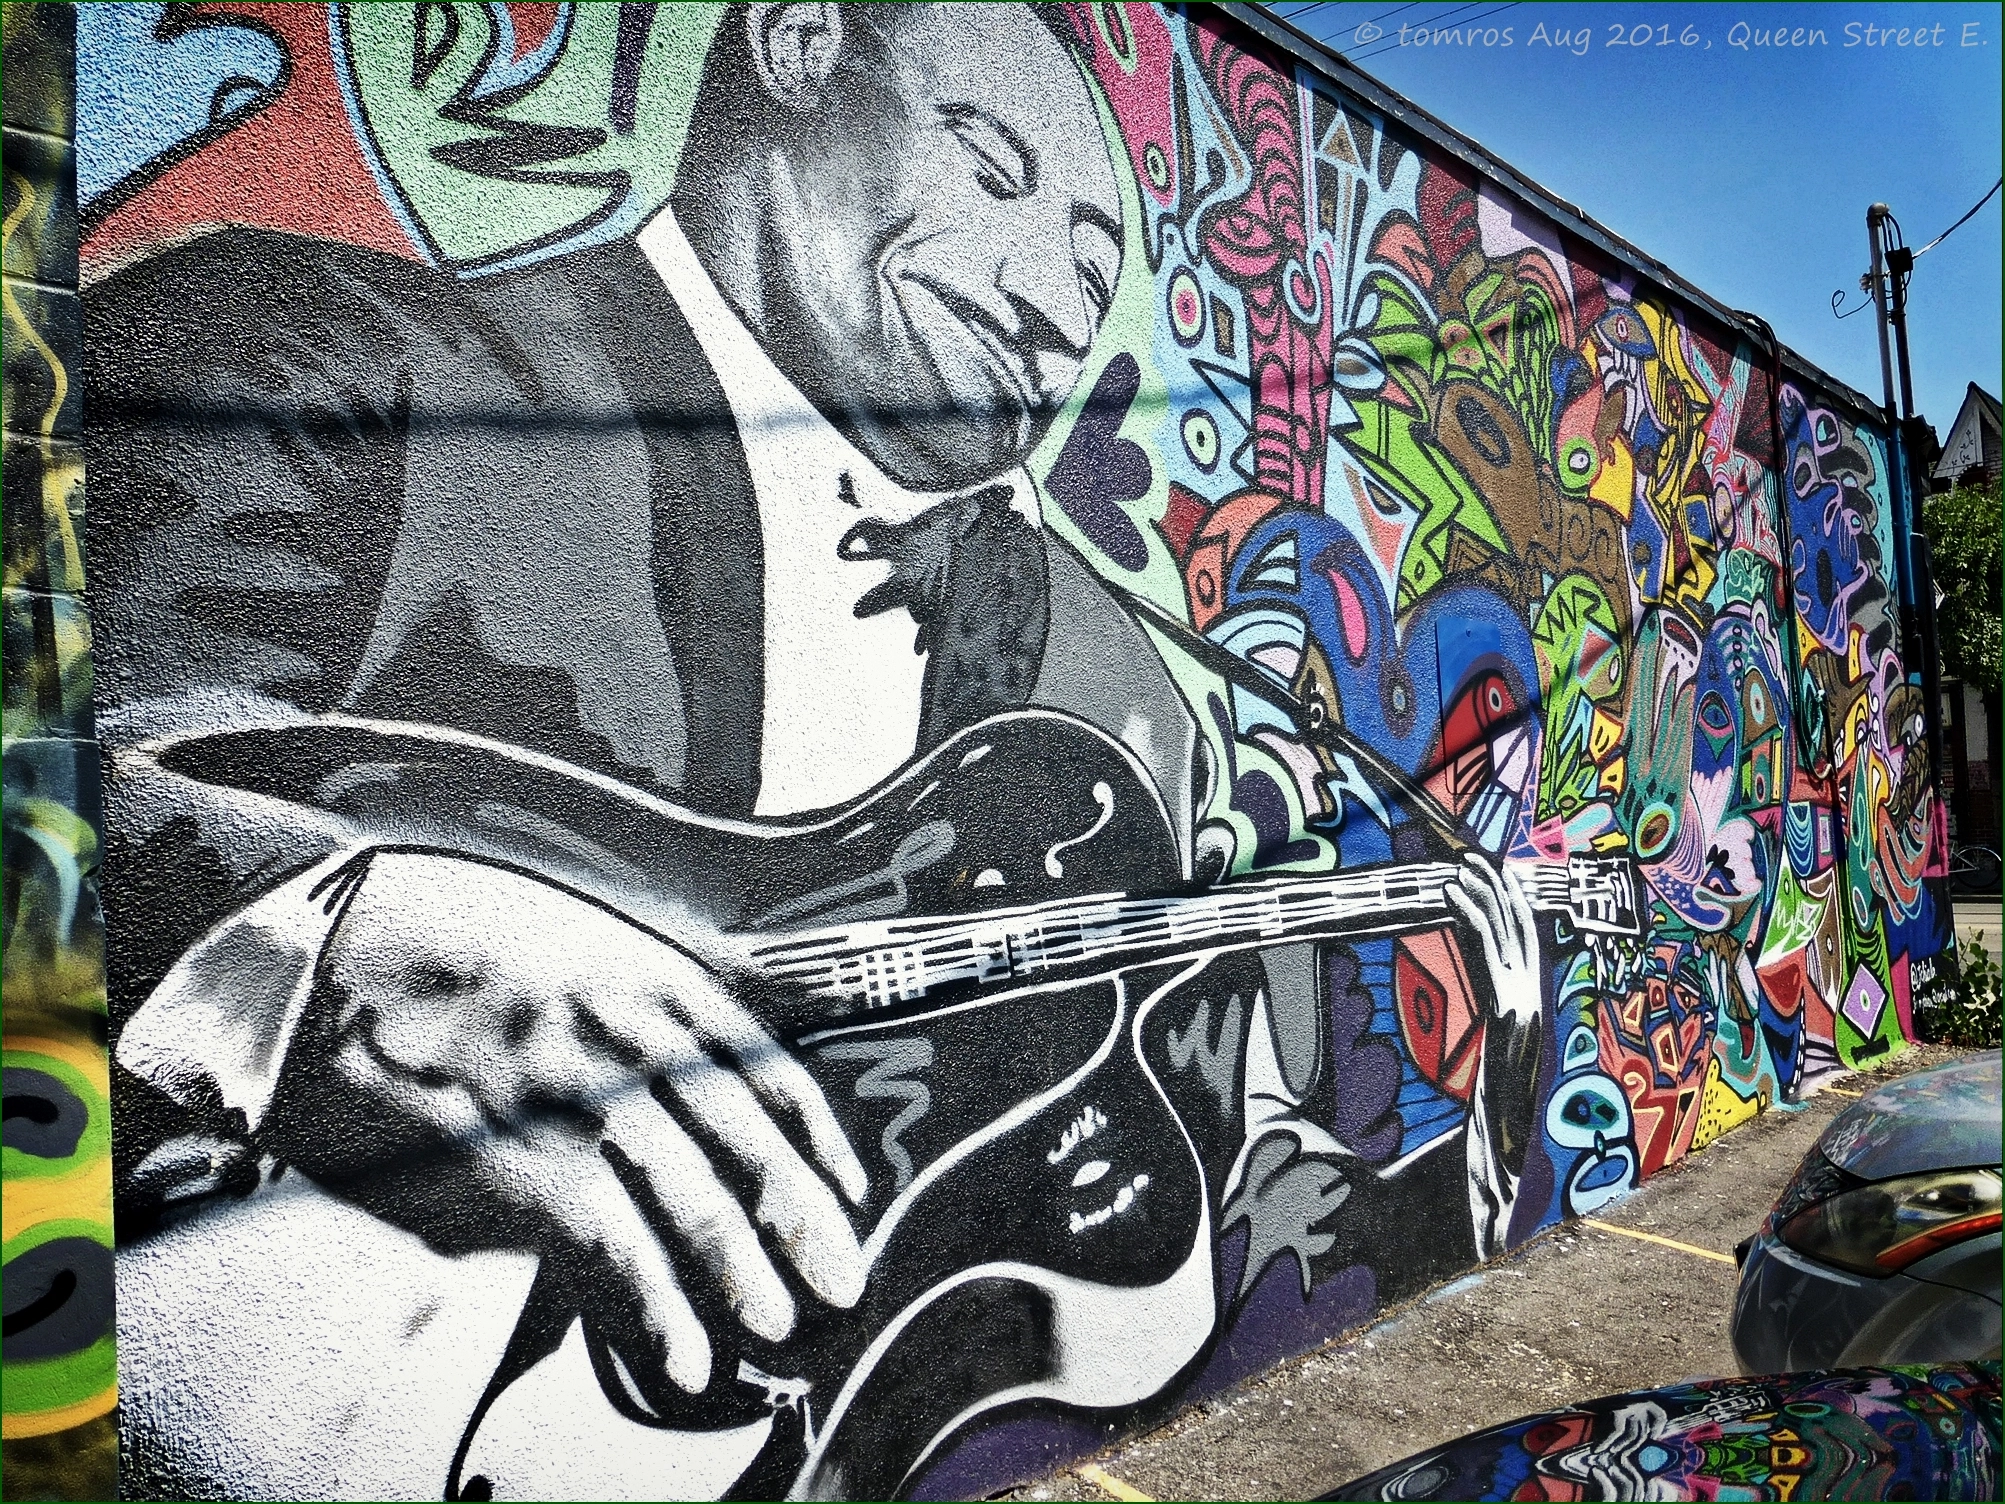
[1635,804,1676,859]
[1167,268,1205,344]
[1562,1091,1620,1131]
[1080,260,1112,322]
[1181,409,1220,472]
[1700,692,1734,736]
[1367,482,1405,518]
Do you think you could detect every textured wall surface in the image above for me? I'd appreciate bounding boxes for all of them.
[3,4,121,1500]
[58,3,1954,1499]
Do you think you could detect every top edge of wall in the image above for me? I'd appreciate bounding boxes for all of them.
[1228,2,1889,429]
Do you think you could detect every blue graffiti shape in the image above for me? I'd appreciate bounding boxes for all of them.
[1780,387,1889,659]
[1045,353,1153,571]
[77,3,286,208]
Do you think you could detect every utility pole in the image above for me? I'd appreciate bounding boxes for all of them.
[1867,204,1898,422]
[1865,203,1950,872]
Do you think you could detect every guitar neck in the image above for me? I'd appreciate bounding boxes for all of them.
[747,855,1638,1016]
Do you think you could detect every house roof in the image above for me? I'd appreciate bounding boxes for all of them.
[1932,382,2002,480]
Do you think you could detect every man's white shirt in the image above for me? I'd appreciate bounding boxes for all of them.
[638,204,1041,818]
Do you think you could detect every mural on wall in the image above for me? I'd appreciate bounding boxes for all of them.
[4,4,123,1501]
[69,3,1950,1499]
[1331,1362,2003,1502]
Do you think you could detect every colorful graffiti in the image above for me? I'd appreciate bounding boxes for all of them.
[1330,1362,2003,1501]
[4,4,121,1501]
[46,2,1955,1498]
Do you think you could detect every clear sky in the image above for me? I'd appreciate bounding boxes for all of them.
[1266,1,2004,436]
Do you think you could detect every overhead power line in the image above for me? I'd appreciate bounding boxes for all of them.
[1275,1,1472,56]
[1913,177,2002,259]
[1350,2,1522,63]
[1336,1,1483,58]
[1334,2,1428,41]
[1831,177,1998,320]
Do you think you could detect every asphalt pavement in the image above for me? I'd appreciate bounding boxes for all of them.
[1005,1043,1979,1503]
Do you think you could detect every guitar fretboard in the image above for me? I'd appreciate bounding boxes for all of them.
[747,856,1637,1013]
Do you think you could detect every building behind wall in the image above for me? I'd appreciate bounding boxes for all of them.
[1931,382,2002,492]
[3,4,1960,1500]
[1927,384,2001,849]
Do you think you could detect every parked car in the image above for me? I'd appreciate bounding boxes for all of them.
[1731,1051,2001,1372]
[1325,1054,2003,1501]
[1321,1363,2002,1501]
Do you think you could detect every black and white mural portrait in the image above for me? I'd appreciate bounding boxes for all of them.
[64,1,1917,1499]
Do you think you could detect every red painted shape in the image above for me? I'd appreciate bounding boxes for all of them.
[1416,158,1480,273]
[1890,950,1913,1043]
[1438,671,1515,767]
[1191,21,1332,511]
[1155,483,1212,565]
[508,2,561,62]
[84,4,422,275]
[1755,949,1809,1022]
[1371,219,1434,293]
[1421,671,1514,815]
[1517,1414,1594,1497]
[1395,928,1482,1102]
[1181,488,1288,632]
[1424,746,1489,821]
[1600,980,1709,1178]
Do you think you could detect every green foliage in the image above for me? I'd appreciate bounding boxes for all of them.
[1921,480,2001,686]
[1914,934,2004,1048]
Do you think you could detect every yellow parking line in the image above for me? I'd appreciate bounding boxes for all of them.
[1581,1217,1738,1265]
[1077,1463,1156,1502]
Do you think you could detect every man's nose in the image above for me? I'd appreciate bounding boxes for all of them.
[995,229,1094,362]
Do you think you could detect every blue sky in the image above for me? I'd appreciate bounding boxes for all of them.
[1268,1,2004,436]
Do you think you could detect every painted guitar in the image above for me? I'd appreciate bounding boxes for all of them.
[150,710,1640,1501]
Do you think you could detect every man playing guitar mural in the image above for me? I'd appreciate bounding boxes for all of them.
[90,6,1617,1499]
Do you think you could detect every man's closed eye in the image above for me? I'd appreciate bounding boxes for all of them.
[940,102,1039,201]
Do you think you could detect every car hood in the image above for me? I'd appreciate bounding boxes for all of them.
[1817,1051,2002,1180]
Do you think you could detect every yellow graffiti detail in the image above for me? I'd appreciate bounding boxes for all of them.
[1587,706,1626,762]
[1,1035,117,1438]
[1,169,85,587]
[1690,1056,1762,1151]
[1590,428,1635,519]
[1599,755,1627,796]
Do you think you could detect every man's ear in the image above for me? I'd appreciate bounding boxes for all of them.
[746,3,844,111]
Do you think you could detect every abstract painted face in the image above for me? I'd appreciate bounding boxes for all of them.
[757,4,1124,490]
[1779,388,1890,657]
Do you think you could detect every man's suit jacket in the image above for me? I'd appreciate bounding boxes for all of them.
[84,226,1198,1156]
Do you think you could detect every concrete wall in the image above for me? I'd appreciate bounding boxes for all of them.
[7,3,1958,1498]
[3,3,120,1498]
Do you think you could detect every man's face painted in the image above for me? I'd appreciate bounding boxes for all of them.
[761,4,1123,491]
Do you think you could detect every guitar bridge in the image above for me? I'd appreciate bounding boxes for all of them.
[737,1360,815,1442]
[1562,855,1641,936]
